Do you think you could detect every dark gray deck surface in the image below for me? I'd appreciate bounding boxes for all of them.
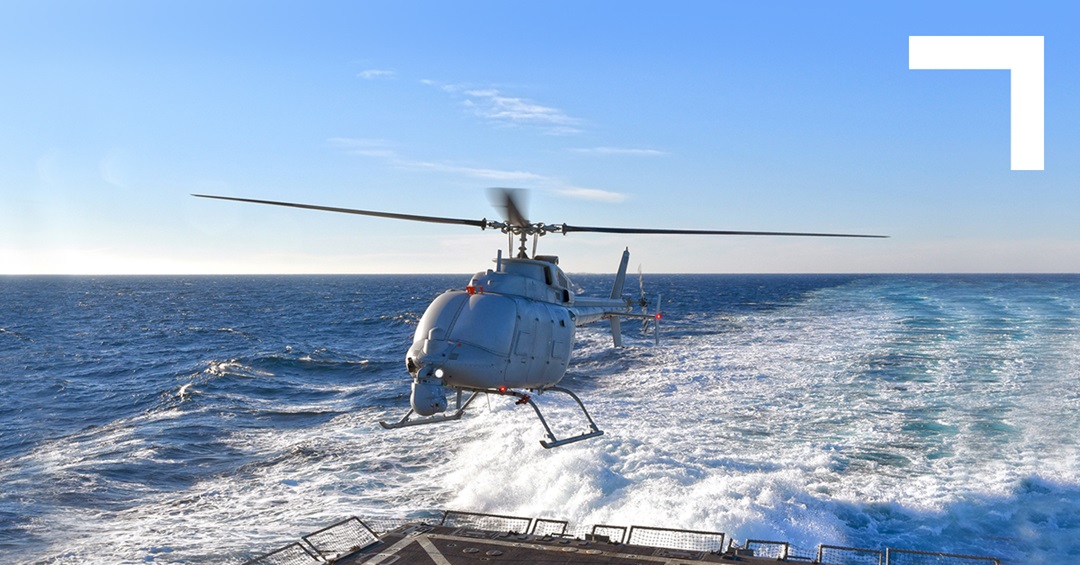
[337,524,775,564]
[244,514,1003,565]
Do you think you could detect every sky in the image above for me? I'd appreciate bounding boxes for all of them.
[1,1,1078,274]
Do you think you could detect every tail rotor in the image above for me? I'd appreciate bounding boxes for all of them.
[637,265,650,328]
[637,265,661,345]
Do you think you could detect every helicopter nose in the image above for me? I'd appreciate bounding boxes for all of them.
[406,338,458,416]
[406,291,516,389]
[407,338,454,375]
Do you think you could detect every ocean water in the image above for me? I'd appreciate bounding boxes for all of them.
[1,274,1078,564]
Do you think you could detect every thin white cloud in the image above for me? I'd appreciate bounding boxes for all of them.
[326,137,398,158]
[327,138,631,202]
[570,146,666,156]
[328,137,542,182]
[410,161,544,182]
[552,186,629,203]
[462,89,576,126]
[358,69,396,80]
[427,81,582,134]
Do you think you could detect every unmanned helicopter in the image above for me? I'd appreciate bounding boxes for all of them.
[195,190,884,448]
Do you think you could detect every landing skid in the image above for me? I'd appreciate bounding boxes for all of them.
[503,386,605,449]
[379,390,480,430]
[378,386,604,448]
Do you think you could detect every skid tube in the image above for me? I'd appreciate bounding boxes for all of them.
[496,386,604,448]
[379,390,480,430]
[379,385,604,448]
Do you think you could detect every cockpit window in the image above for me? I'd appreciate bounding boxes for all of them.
[413,292,466,342]
[556,270,570,290]
[447,294,515,354]
[501,260,546,282]
[414,290,517,355]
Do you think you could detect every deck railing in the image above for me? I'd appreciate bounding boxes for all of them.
[240,509,1003,565]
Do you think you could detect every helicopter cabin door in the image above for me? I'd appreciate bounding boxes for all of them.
[508,301,573,389]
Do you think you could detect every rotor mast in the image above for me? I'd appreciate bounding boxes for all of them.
[488,221,562,259]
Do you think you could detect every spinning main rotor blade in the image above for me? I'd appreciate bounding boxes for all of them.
[192,194,488,228]
[560,224,887,238]
[194,193,887,238]
[488,187,529,227]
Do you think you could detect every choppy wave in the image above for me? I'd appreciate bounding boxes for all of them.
[1,275,1078,563]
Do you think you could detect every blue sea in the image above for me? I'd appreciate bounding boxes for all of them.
[1,274,1078,564]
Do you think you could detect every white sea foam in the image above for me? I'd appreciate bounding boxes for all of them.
[430,283,1080,560]
[13,278,1080,563]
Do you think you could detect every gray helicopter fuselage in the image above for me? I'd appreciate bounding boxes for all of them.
[192,192,883,446]
[406,256,629,416]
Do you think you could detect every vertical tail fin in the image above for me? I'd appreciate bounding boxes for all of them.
[610,317,623,348]
[611,247,630,299]
[610,248,630,347]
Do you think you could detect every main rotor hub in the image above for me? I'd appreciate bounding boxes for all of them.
[485,220,566,258]
[486,220,564,236]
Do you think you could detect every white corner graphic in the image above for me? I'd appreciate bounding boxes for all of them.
[909,35,1044,171]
